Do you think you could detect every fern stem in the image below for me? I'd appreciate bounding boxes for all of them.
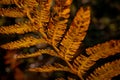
[53,45,59,52]
[66,61,77,75]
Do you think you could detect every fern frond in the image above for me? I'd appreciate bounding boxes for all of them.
[0,22,37,34]
[0,8,26,17]
[59,6,90,61]
[28,63,71,73]
[31,0,52,39]
[73,55,88,71]
[12,0,38,9]
[47,0,72,50]
[20,0,38,8]
[73,40,120,78]
[13,0,38,22]
[35,0,51,23]
[0,0,38,7]
[86,40,120,56]
[16,49,59,59]
[0,0,15,4]
[87,59,120,80]
[0,36,47,50]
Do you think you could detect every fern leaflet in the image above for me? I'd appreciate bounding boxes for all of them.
[87,59,120,80]
[59,6,90,61]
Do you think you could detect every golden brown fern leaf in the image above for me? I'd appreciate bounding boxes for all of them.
[14,0,38,22]
[0,0,51,38]
[59,6,90,61]
[0,0,38,21]
[0,22,37,34]
[0,0,52,51]
[35,0,52,23]
[0,8,26,17]
[0,36,48,50]
[0,0,15,4]
[87,59,120,80]
[72,40,120,79]
[47,0,72,51]
[16,49,59,59]
[86,40,120,56]
[0,7,35,35]
[28,63,71,73]
[32,0,52,39]
[4,0,38,9]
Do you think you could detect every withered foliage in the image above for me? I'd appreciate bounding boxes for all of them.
[0,0,120,80]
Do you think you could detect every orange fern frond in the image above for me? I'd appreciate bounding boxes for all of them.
[13,0,38,22]
[0,22,37,34]
[87,59,120,80]
[73,54,88,71]
[30,0,52,39]
[72,40,120,78]
[86,40,120,56]
[35,0,52,23]
[28,63,71,73]
[0,8,26,17]
[0,36,48,50]
[12,0,38,9]
[16,49,59,59]
[59,6,90,61]
[0,0,15,4]
[47,0,72,50]
[3,0,120,80]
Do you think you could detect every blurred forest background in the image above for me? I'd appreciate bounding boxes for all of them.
[0,0,120,80]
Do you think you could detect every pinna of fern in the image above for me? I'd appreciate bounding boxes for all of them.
[0,0,120,80]
[87,59,120,80]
